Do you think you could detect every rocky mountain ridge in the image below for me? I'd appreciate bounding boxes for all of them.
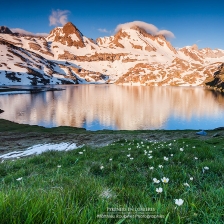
[206,63,224,91]
[0,22,223,86]
[0,26,13,34]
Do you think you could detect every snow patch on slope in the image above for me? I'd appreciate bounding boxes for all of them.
[0,143,83,159]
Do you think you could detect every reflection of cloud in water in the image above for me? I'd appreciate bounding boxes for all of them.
[0,85,224,130]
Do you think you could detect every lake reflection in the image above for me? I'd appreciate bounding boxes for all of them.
[0,85,224,130]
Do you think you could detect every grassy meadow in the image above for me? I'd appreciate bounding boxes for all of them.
[0,122,224,224]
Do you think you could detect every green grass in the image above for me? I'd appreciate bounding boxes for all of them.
[0,118,197,135]
[0,137,224,223]
[0,118,87,133]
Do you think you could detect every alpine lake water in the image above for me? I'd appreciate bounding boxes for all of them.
[0,84,224,130]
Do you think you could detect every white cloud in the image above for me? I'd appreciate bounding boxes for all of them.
[98,28,111,33]
[36,33,49,37]
[11,28,48,37]
[115,21,175,39]
[157,30,175,39]
[49,9,70,26]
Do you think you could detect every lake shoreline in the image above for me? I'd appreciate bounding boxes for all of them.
[0,86,65,94]
[0,118,223,155]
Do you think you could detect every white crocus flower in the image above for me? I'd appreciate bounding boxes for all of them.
[161,177,169,183]
[158,165,163,168]
[16,177,23,181]
[174,199,184,206]
[164,156,169,161]
[180,148,184,151]
[100,166,104,170]
[183,183,190,187]
[149,167,154,170]
[156,187,163,193]
[202,166,209,173]
[153,178,160,184]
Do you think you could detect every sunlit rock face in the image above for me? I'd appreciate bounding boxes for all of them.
[1,86,224,130]
[48,22,85,48]
[1,22,224,86]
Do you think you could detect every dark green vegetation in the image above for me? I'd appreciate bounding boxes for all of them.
[0,118,86,133]
[206,63,224,92]
[0,119,224,223]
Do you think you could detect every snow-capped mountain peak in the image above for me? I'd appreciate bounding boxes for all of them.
[0,21,224,86]
[47,22,85,48]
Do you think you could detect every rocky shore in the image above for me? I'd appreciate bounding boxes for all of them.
[0,118,223,155]
[0,86,65,94]
[206,63,224,92]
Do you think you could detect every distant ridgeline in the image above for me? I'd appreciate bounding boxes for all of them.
[0,22,224,87]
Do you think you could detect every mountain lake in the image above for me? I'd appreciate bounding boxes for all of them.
[0,84,224,130]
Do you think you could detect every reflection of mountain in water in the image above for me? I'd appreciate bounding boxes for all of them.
[0,85,224,130]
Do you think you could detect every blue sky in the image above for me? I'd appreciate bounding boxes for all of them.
[1,0,224,49]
